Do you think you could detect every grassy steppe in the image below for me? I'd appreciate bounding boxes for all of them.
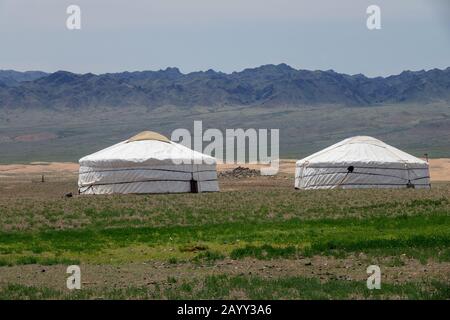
[0,177,449,299]
[1,103,450,163]
[0,214,449,266]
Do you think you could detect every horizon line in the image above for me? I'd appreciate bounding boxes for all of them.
[1,63,449,80]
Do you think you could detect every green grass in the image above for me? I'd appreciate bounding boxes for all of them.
[193,250,225,263]
[1,275,449,300]
[0,213,449,265]
[1,186,448,233]
[230,245,297,260]
[0,256,80,267]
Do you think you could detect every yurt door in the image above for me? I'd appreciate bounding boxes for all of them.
[190,179,199,193]
[191,166,200,193]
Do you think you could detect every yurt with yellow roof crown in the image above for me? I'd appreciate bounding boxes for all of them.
[78,131,219,194]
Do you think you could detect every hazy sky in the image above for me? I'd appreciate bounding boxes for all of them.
[0,0,449,76]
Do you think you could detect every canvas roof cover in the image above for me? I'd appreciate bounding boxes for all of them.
[297,136,428,165]
[80,132,215,167]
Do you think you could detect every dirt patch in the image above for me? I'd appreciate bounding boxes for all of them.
[0,256,448,291]
[0,162,78,175]
[429,158,450,181]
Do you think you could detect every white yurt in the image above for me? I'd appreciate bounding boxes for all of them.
[295,136,430,190]
[78,131,219,194]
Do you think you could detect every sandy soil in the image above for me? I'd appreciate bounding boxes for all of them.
[0,162,79,175]
[0,159,449,181]
[428,158,450,181]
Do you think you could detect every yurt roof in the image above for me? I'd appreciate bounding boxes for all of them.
[127,131,170,143]
[296,136,427,165]
[79,131,215,166]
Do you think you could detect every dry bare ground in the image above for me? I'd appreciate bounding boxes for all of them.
[1,158,449,181]
[1,256,449,292]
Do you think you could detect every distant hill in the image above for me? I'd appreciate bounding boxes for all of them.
[0,64,449,163]
[0,70,48,87]
[0,64,449,109]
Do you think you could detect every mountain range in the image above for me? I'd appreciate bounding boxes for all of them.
[0,64,449,163]
[1,64,449,109]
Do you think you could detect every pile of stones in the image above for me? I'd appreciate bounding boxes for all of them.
[218,166,260,179]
